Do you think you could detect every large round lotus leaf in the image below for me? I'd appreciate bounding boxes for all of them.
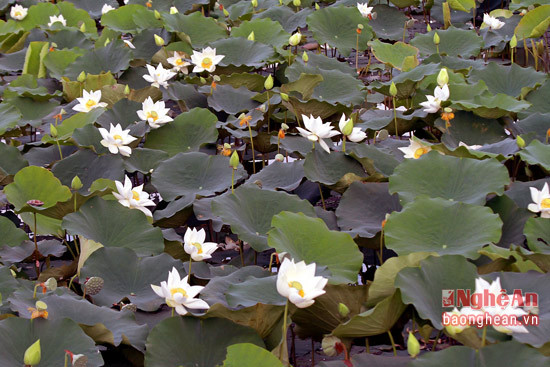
[410,27,483,57]
[525,217,550,254]
[18,2,96,34]
[70,0,119,18]
[517,113,550,142]
[80,247,185,311]
[394,255,477,329]
[4,166,72,212]
[384,197,502,258]
[519,139,550,171]
[3,96,59,128]
[0,317,103,366]
[42,108,105,143]
[230,19,290,48]
[0,239,65,263]
[211,185,316,252]
[389,152,509,205]
[254,7,311,33]
[369,40,419,71]
[123,148,169,174]
[0,103,21,135]
[207,84,259,115]
[166,82,208,110]
[245,160,305,191]
[64,41,131,80]
[0,142,28,184]
[0,216,27,247]
[306,6,374,56]
[304,149,367,186]
[143,108,218,156]
[469,62,546,98]
[145,317,264,367]
[225,276,287,308]
[152,152,246,202]
[223,343,283,367]
[97,98,140,129]
[100,4,160,32]
[268,212,363,284]
[332,291,406,338]
[43,49,87,80]
[348,144,401,177]
[62,197,164,256]
[369,5,408,41]
[210,38,276,68]
[487,195,532,248]
[451,89,531,119]
[289,52,355,76]
[437,111,507,148]
[522,79,550,117]
[162,12,228,47]
[515,5,550,39]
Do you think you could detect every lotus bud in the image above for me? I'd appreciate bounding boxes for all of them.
[321,335,343,357]
[213,75,221,82]
[71,175,83,190]
[281,123,289,130]
[433,32,440,45]
[341,119,353,136]
[275,153,284,162]
[60,108,67,115]
[154,34,165,46]
[315,3,320,9]
[407,331,420,358]
[50,124,58,138]
[279,0,283,5]
[154,10,161,19]
[24,340,41,366]
[302,51,308,63]
[247,31,255,41]
[516,135,525,149]
[200,77,207,84]
[426,24,432,32]
[223,8,229,16]
[10,269,16,277]
[124,84,131,95]
[338,302,350,317]
[289,32,302,46]
[104,38,111,47]
[35,300,47,312]
[79,23,86,33]
[77,71,86,82]
[229,150,239,169]
[280,92,289,101]
[264,75,273,90]
[389,81,397,97]
[44,277,57,291]
[257,104,267,113]
[293,0,301,7]
[170,6,179,14]
[510,34,517,48]
[437,68,449,87]
[251,0,258,8]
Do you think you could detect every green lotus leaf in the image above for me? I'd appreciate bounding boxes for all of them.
[368,5,409,41]
[254,7,311,33]
[0,317,103,366]
[123,148,169,174]
[100,4,158,32]
[410,27,483,57]
[395,255,477,329]
[447,0,476,11]
[80,247,184,311]
[163,12,227,47]
[519,139,550,171]
[336,182,401,239]
[47,28,93,50]
[487,195,533,248]
[0,142,28,185]
[469,62,546,98]
[517,113,550,142]
[317,352,410,367]
[389,151,509,205]
[152,152,247,202]
[18,2,97,34]
[207,84,259,115]
[522,79,550,117]
[306,6,374,56]
[4,75,61,101]
[348,143,402,177]
[245,160,305,191]
[384,197,502,258]
[4,165,72,212]
[0,266,19,305]
[510,0,546,11]
[223,343,283,367]
[524,217,550,254]
[0,239,65,263]
[436,111,507,148]
[212,185,316,252]
[64,40,131,80]
[3,94,59,128]
[369,39,419,71]
[504,178,550,209]
[145,317,264,367]
[210,37,276,68]
[70,0,119,18]
[304,149,367,186]
[332,291,406,338]
[43,49,86,80]
[144,107,218,156]
[0,216,28,247]
[268,212,363,284]
[62,196,164,256]
[230,18,290,48]
[166,82,208,111]
[515,4,550,39]
[0,103,22,136]
[174,0,211,13]
[42,108,105,144]
[225,275,287,308]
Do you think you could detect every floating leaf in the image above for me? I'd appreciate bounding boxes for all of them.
[519,139,550,171]
[515,5,550,39]
[0,216,27,247]
[163,12,227,47]
[304,149,367,187]
[369,40,419,71]
[524,217,550,254]
[410,27,483,57]
[230,19,290,48]
[222,343,283,367]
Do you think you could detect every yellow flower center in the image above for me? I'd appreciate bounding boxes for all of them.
[131,190,140,201]
[201,57,213,69]
[113,134,122,141]
[170,288,188,298]
[15,11,22,16]
[175,58,185,66]
[146,111,159,121]
[86,99,97,108]
[289,281,305,298]
[542,198,550,209]
[192,242,203,254]
[414,147,429,159]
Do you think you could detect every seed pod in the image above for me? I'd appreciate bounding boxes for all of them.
[84,277,104,296]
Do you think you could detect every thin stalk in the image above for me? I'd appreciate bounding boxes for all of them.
[432,329,442,351]
[248,123,256,174]
[171,307,175,317]
[355,33,360,72]
[342,135,346,153]
[392,97,398,137]
[365,338,370,353]
[387,330,397,356]
[63,238,77,260]
[288,48,292,65]
[281,300,290,365]
[268,252,277,272]
[74,235,80,255]
[481,325,487,347]
[239,241,245,266]
[318,183,326,210]
[379,229,384,265]
[511,46,514,64]
[33,212,40,277]
[64,354,69,367]
[266,91,271,133]
[55,137,63,160]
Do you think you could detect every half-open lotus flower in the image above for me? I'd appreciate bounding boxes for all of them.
[398,137,432,159]
[143,63,176,89]
[420,84,449,113]
[357,3,373,19]
[137,97,173,129]
[338,114,366,143]
[191,47,225,73]
[48,14,67,27]
[167,51,191,74]
[527,182,550,218]
[10,5,28,20]
[72,90,108,113]
[296,114,341,153]
[151,267,210,315]
[276,258,328,308]
[483,13,505,30]
[101,4,115,14]
[98,123,137,157]
[113,176,155,217]
[183,227,218,261]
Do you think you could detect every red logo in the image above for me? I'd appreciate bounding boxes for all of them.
[442,290,454,307]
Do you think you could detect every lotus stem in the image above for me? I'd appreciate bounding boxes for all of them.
[432,329,442,351]
[387,330,397,356]
[342,135,346,153]
[55,137,63,160]
[239,241,245,266]
[481,325,487,347]
[355,33,360,72]
[266,91,270,133]
[33,212,40,277]
[392,97,398,137]
[171,307,175,317]
[379,228,384,265]
[268,252,277,272]
[366,337,370,353]
[281,300,290,365]
[231,168,235,194]
[248,123,256,174]
[318,183,326,210]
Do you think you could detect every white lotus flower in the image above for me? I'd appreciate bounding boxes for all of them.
[142,63,176,89]
[167,51,191,74]
[151,267,210,315]
[420,84,449,113]
[276,258,328,308]
[112,176,155,217]
[183,227,218,262]
[357,3,373,19]
[123,39,136,49]
[72,90,107,113]
[98,123,137,157]
[527,183,550,218]
[296,114,340,153]
[48,14,67,27]
[483,13,505,30]
[102,4,115,14]
[10,5,28,20]
[458,141,482,150]
[398,137,432,159]
[338,114,366,143]
[191,47,225,73]
[137,97,173,129]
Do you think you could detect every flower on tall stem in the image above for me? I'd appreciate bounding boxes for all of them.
[112,176,155,217]
[296,115,340,153]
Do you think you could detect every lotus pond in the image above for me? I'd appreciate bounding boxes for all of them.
[0,0,550,366]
